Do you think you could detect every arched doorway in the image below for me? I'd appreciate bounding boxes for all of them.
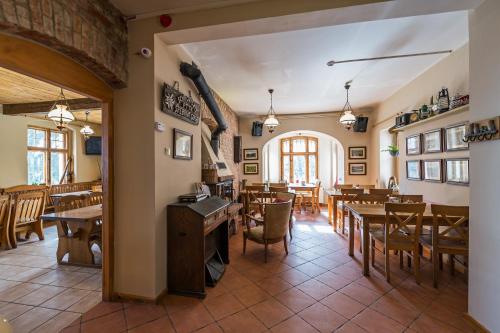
[0,33,115,301]
[261,130,345,202]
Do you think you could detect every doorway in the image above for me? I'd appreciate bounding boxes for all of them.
[0,33,114,303]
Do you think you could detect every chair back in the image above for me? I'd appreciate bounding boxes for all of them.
[0,195,10,235]
[341,188,363,195]
[431,204,469,250]
[4,185,49,202]
[337,184,353,190]
[358,184,376,189]
[399,195,424,203]
[356,194,387,204]
[263,200,292,240]
[369,188,393,195]
[384,203,426,244]
[252,182,265,186]
[11,191,46,227]
[269,186,288,201]
[91,184,103,192]
[244,185,266,213]
[269,182,286,187]
[55,195,87,212]
[87,192,103,206]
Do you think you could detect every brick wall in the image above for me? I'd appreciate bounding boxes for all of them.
[0,0,127,88]
[201,90,240,197]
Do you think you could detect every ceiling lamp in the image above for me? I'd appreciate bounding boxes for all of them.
[80,110,94,139]
[264,88,279,133]
[339,81,356,130]
[48,89,75,130]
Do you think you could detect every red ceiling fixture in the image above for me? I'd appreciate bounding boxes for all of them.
[160,14,172,28]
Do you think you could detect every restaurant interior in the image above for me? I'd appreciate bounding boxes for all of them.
[0,0,499,332]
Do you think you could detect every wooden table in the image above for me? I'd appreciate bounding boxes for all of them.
[41,204,102,267]
[326,189,370,228]
[50,190,92,205]
[343,203,434,276]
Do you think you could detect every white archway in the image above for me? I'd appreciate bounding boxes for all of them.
[261,130,345,192]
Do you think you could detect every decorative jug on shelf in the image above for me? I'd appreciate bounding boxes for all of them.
[438,87,450,113]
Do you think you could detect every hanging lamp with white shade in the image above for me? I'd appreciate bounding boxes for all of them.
[47,88,75,130]
[339,81,357,130]
[264,88,279,133]
[80,110,95,139]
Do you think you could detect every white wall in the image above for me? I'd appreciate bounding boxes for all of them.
[468,1,500,331]
[0,112,101,188]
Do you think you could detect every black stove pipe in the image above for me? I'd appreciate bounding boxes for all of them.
[180,62,227,155]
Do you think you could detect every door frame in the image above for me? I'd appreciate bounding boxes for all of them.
[0,33,115,301]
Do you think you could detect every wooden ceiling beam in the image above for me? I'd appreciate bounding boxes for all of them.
[2,98,101,115]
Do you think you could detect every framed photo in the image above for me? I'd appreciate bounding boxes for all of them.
[445,123,469,151]
[243,163,259,175]
[422,129,443,153]
[406,160,422,180]
[445,158,469,185]
[243,148,258,160]
[406,135,421,155]
[173,128,193,160]
[348,162,366,175]
[422,159,443,182]
[349,146,366,159]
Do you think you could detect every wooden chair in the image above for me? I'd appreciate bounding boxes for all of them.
[370,203,426,283]
[358,184,376,190]
[9,191,46,248]
[0,195,11,249]
[420,204,469,288]
[337,184,353,190]
[369,188,393,196]
[341,188,364,195]
[302,181,321,213]
[86,192,103,206]
[398,195,424,203]
[243,185,266,224]
[337,191,362,234]
[54,195,87,263]
[275,191,296,240]
[243,200,292,262]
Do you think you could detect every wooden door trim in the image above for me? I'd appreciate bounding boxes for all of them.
[0,33,115,301]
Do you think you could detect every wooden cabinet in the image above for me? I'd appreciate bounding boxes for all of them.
[167,197,230,298]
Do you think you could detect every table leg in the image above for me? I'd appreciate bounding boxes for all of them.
[67,221,95,265]
[348,211,354,256]
[362,220,370,276]
[327,196,333,225]
[333,197,338,232]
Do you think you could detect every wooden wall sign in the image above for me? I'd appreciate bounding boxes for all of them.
[161,82,200,125]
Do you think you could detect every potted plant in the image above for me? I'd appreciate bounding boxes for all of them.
[382,145,399,157]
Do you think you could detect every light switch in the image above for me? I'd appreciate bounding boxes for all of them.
[164,147,171,156]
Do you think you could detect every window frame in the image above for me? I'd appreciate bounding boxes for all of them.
[27,126,70,185]
[280,136,319,183]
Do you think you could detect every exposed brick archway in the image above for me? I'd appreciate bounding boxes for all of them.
[0,0,128,88]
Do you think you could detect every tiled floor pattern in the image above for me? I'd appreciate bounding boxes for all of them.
[64,210,472,333]
[0,226,102,333]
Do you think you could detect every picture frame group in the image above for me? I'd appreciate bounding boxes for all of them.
[348,146,367,176]
[406,123,469,155]
[243,148,258,160]
[406,158,469,185]
[243,163,259,175]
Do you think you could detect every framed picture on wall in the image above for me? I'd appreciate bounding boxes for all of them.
[422,129,443,153]
[406,160,422,180]
[445,123,469,151]
[422,159,443,182]
[348,162,367,175]
[445,158,469,185]
[406,134,421,155]
[173,128,193,160]
[243,148,258,160]
[243,163,259,175]
[348,146,366,159]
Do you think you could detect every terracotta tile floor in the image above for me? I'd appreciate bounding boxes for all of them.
[63,210,472,333]
[0,226,102,332]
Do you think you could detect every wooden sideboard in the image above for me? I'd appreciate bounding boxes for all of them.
[167,196,230,298]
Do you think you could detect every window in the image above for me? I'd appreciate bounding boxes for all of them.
[27,127,69,185]
[281,136,318,183]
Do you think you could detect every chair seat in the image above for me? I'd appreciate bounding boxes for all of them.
[419,234,467,251]
[370,229,415,248]
[243,225,264,242]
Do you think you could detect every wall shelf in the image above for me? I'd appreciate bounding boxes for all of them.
[390,104,469,133]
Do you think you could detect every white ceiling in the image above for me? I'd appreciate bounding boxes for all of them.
[110,0,260,16]
[181,11,469,115]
